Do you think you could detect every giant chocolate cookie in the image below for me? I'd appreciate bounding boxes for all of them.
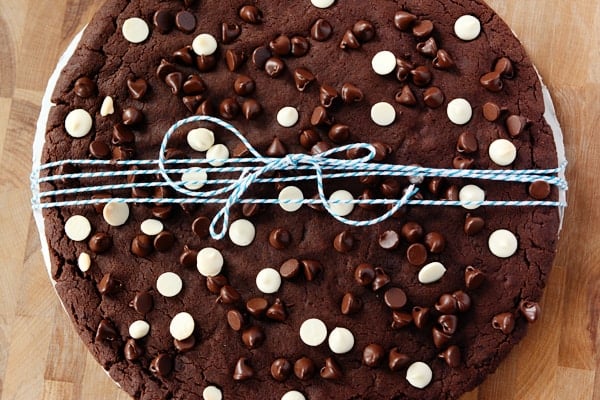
[34,0,566,399]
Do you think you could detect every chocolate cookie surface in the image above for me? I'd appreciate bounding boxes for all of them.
[36,0,563,399]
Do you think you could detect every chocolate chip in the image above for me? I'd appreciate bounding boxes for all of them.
[174,335,196,353]
[173,46,194,65]
[423,86,445,108]
[149,354,173,377]
[412,306,430,329]
[396,58,414,82]
[341,292,362,315]
[464,214,485,236]
[311,141,332,155]
[290,36,310,57]
[482,102,503,122]
[384,287,407,310]
[432,327,451,348]
[219,97,240,120]
[395,85,417,106]
[192,216,210,239]
[328,124,350,144]
[416,37,438,58]
[56,162,80,187]
[433,49,455,69]
[206,275,228,294]
[380,178,401,198]
[226,49,246,72]
[406,243,427,266]
[352,20,375,42]
[294,357,315,380]
[341,82,364,103]
[438,345,461,367]
[127,77,148,100]
[401,221,424,243]
[362,344,385,367]
[372,267,390,291]
[519,300,541,323]
[435,294,458,314]
[156,59,177,81]
[242,99,262,120]
[388,348,410,371]
[265,57,285,77]
[239,5,262,24]
[269,228,292,249]
[311,19,333,41]
[131,234,153,257]
[394,11,417,31]
[183,95,204,113]
[124,338,144,361]
[95,319,118,342]
[411,66,432,87]
[226,309,245,331]
[492,312,515,334]
[271,358,292,381]
[252,46,271,69]
[424,231,445,253]
[391,311,413,329]
[464,266,485,289]
[74,77,96,98]
[293,67,315,92]
[218,285,241,304]
[266,298,287,321]
[506,115,530,136]
[89,232,112,253]
[452,291,472,312]
[154,231,175,252]
[320,83,339,108]
[299,129,320,149]
[242,325,265,349]
[175,10,196,33]
[221,22,241,44]
[378,230,400,250]
[333,230,354,253]
[265,137,287,157]
[301,259,323,281]
[196,54,217,72]
[528,180,551,200]
[438,314,458,335]
[310,105,332,126]
[183,75,206,95]
[457,131,478,154]
[89,140,111,159]
[280,258,301,279]
[480,71,503,92]
[453,155,474,169]
[233,75,255,96]
[318,357,342,380]
[233,357,254,381]
[165,72,184,96]
[98,273,121,296]
[196,99,214,116]
[354,263,375,286]
[269,35,291,56]
[131,290,154,314]
[246,297,269,318]
[340,30,360,49]
[122,107,144,126]
[112,124,135,146]
[494,57,514,78]
[112,146,134,161]
[412,19,434,38]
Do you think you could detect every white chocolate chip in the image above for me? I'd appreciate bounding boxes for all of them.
[328,327,355,354]
[156,272,183,297]
[370,102,397,126]
[100,96,114,117]
[328,190,354,217]
[188,128,215,152]
[65,109,93,138]
[122,17,150,44]
[488,229,518,258]
[197,247,224,277]
[406,361,433,389]
[256,268,282,294]
[300,318,328,346]
[459,184,485,210]
[128,320,150,339]
[447,98,473,125]
[140,219,163,236]
[202,386,223,400]
[78,252,92,272]
[206,144,230,167]
[418,262,447,284]
[228,219,256,246]
[278,186,304,212]
[65,215,92,241]
[277,106,299,128]
[281,391,306,400]
[192,33,218,56]
[181,168,208,190]
[310,0,335,8]
[102,200,130,227]
[489,139,517,166]
[170,312,195,341]
[371,51,397,75]
[454,15,481,41]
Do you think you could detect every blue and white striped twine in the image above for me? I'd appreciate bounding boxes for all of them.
[31,115,568,240]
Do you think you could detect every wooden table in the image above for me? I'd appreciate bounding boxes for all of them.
[0,1,598,399]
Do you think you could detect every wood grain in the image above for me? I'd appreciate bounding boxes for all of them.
[0,1,598,399]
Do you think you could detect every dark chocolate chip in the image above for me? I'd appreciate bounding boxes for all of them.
[153,231,175,252]
[246,297,269,318]
[438,314,458,335]
[328,124,350,144]
[293,67,316,91]
[482,102,503,122]
[464,215,485,236]
[95,319,118,342]
[195,54,217,72]
[528,180,551,200]
[176,10,196,33]
[152,9,173,34]
[372,267,390,291]
[112,123,135,145]
[406,243,428,266]
[380,178,401,198]
[74,77,96,98]
[226,49,246,72]
[423,86,445,108]
[465,265,485,289]
[112,146,134,161]
[252,46,271,69]
[290,36,310,57]
[435,294,458,314]
[432,327,451,348]
[319,83,339,108]
[384,287,407,310]
[519,300,541,323]
[340,30,360,49]
[221,22,241,44]
[333,230,354,253]
[127,77,148,100]
[412,19,434,38]
[457,131,478,153]
[341,83,364,103]
[301,259,323,281]
[411,66,432,87]
[226,309,245,331]
[294,357,315,380]
[233,357,254,381]
[192,216,210,239]
[299,129,320,149]
[362,344,385,367]
[280,258,301,279]
[241,325,265,349]
[89,140,111,159]
[452,291,472,312]
[219,97,240,120]
[424,231,446,253]
[156,59,177,81]
[271,358,292,381]
[372,142,392,162]
[401,221,424,243]
[320,357,342,380]
[438,345,461,368]
[89,232,112,253]
[394,11,417,31]
[311,19,333,41]
[492,312,515,334]
[391,311,413,329]
[310,105,332,126]
[396,58,414,82]
[242,99,262,120]
[395,85,417,106]
[131,291,154,314]
[150,354,173,377]
[183,95,205,113]
[480,71,503,92]
[122,107,144,126]
[196,99,214,116]
[183,75,206,95]
[340,292,362,315]
[352,20,375,42]
[265,137,287,157]
[506,115,530,136]
[173,46,195,65]
[379,230,400,250]
[269,35,291,56]
[218,285,241,304]
[354,263,375,286]
[494,57,514,78]
[265,57,285,77]
[433,49,455,69]
[124,338,144,361]
[98,273,121,296]
[239,5,262,24]
[412,306,430,329]
[269,228,291,249]
[311,141,332,155]
[233,75,255,96]
[174,336,196,353]
[206,275,228,294]
[131,234,153,257]
[388,348,410,371]
[416,37,438,58]
[266,298,287,322]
